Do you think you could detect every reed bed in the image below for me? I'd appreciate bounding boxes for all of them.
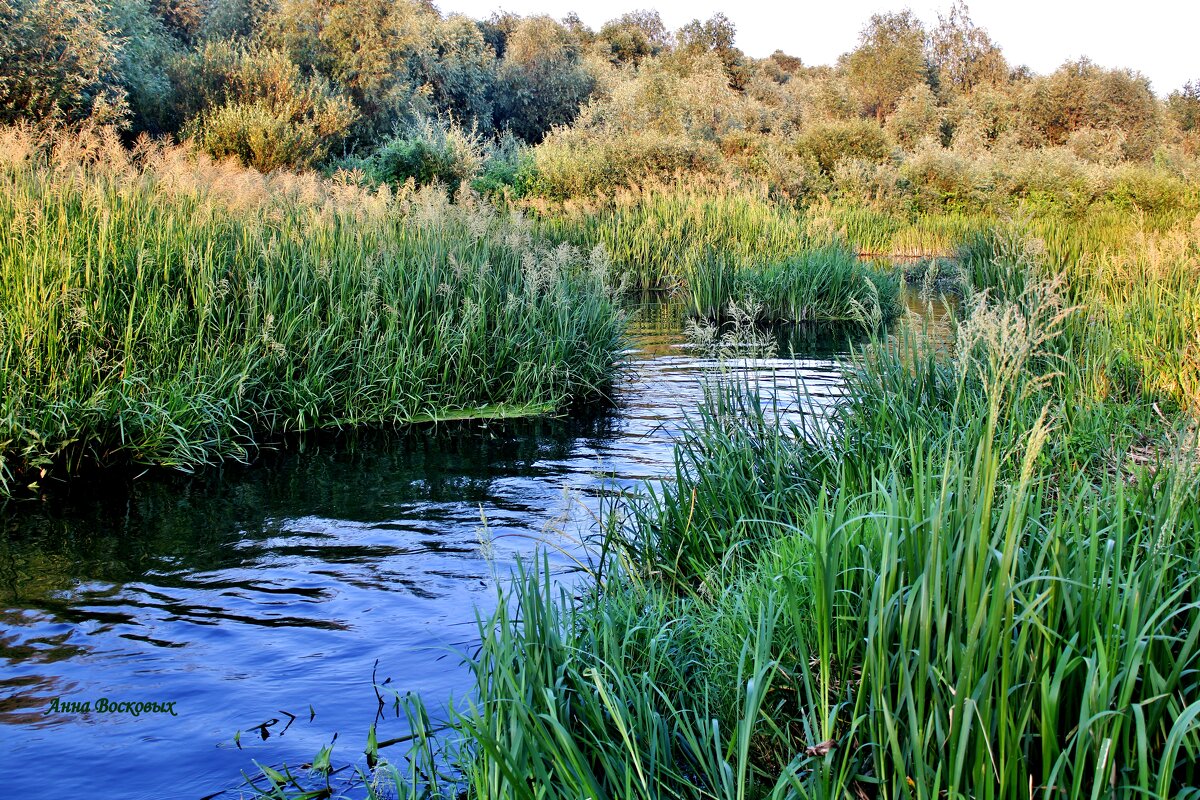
[0,126,625,494]
[686,246,901,329]
[335,217,1200,800]
[539,187,825,290]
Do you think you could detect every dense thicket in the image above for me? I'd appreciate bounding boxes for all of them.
[2,0,1195,205]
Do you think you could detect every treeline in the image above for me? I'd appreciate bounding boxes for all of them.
[1,0,1198,208]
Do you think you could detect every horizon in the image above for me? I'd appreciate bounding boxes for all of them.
[436,0,1197,95]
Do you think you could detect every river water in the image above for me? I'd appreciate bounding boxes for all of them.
[0,296,919,799]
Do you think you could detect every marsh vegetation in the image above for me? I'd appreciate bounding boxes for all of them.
[1,1,1199,798]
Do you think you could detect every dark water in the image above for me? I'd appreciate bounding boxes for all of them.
[0,298,883,799]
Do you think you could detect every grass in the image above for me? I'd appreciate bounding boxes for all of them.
[686,246,902,329]
[0,126,625,494]
[319,206,1200,800]
[537,186,825,290]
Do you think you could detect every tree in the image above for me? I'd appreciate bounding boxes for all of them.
[598,10,668,67]
[1023,58,1162,159]
[493,15,595,142]
[106,0,181,135]
[843,11,930,122]
[929,1,1007,95]
[1168,80,1200,133]
[887,83,942,148]
[0,0,128,126]
[262,0,435,141]
[675,13,749,90]
[763,50,804,83]
[418,15,497,132]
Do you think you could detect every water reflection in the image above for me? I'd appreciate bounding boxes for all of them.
[0,296,867,800]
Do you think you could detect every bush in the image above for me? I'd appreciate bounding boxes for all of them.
[885,82,942,149]
[795,119,893,174]
[105,0,180,135]
[899,141,986,211]
[193,99,353,172]
[366,115,485,188]
[471,130,534,196]
[181,43,357,171]
[530,127,719,199]
[0,0,128,126]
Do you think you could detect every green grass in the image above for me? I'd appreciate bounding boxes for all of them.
[538,187,825,290]
[0,128,625,494]
[686,246,902,329]
[326,209,1200,800]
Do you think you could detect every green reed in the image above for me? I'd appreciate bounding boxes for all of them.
[0,128,625,493]
[686,246,901,329]
[357,227,1200,798]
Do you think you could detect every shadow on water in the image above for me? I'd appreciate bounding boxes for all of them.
[0,291,940,799]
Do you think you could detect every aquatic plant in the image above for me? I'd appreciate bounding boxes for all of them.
[0,126,625,494]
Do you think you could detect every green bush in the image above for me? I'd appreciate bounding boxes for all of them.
[0,0,128,126]
[367,115,485,188]
[529,127,719,199]
[795,118,893,174]
[181,43,357,172]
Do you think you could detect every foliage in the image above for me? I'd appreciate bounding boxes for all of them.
[492,16,596,143]
[181,43,358,171]
[843,10,931,122]
[885,82,942,149]
[0,0,128,126]
[597,10,668,67]
[363,114,485,188]
[929,0,1007,95]
[795,119,893,174]
[1022,58,1162,160]
[262,0,437,141]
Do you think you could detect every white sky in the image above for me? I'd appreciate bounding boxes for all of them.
[434,0,1197,96]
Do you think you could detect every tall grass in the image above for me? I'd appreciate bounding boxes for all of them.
[0,126,625,493]
[538,187,825,290]
[686,247,901,329]
[348,233,1200,798]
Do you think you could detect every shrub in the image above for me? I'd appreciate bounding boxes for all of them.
[105,0,180,135]
[367,114,485,188]
[181,43,357,171]
[492,15,596,142]
[900,141,986,212]
[885,82,942,149]
[471,130,534,196]
[530,127,719,199]
[0,0,128,126]
[795,119,893,174]
[193,99,353,172]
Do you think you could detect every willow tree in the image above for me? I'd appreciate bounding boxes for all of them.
[843,11,930,123]
[0,0,128,126]
[929,1,1007,95]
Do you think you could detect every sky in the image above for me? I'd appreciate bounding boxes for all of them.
[434,0,1197,96]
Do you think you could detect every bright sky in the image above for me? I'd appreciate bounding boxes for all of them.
[434,0,1197,96]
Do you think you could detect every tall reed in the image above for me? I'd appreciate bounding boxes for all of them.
[0,127,625,493]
